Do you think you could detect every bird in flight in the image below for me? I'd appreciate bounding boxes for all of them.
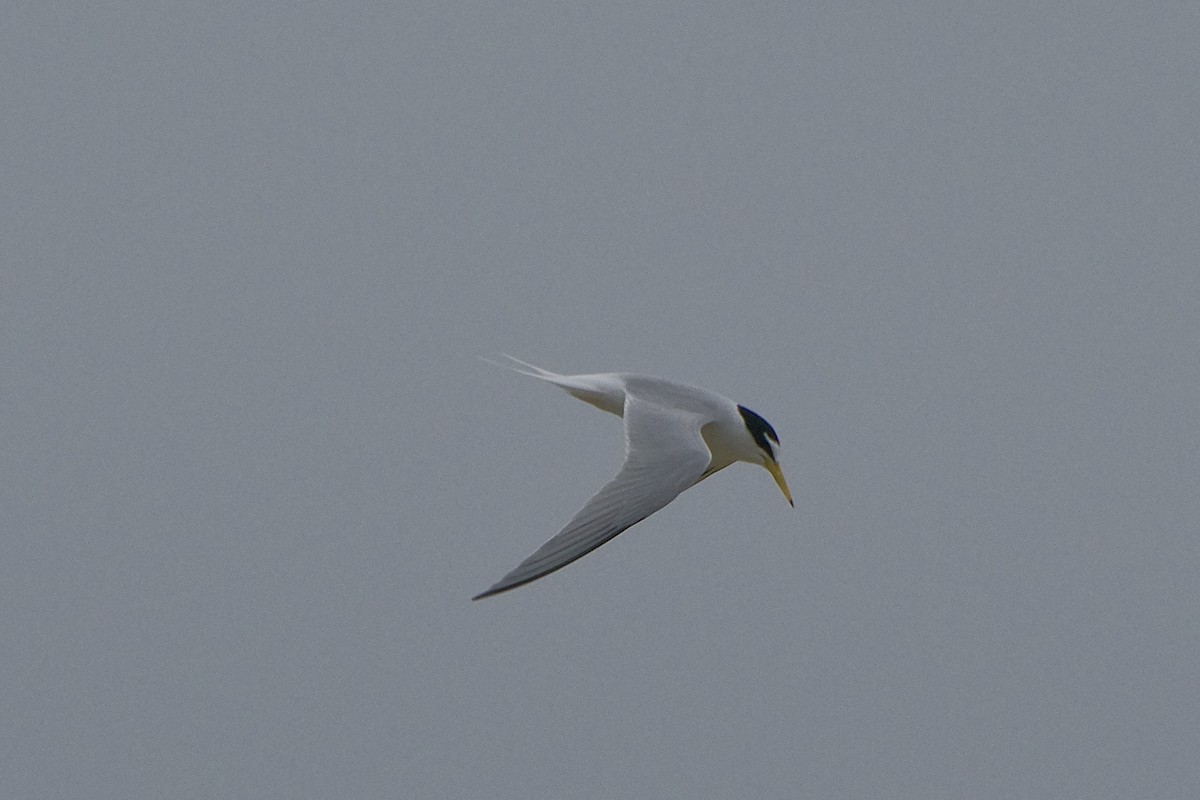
[473,356,793,600]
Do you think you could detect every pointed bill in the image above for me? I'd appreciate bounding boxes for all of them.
[765,460,794,507]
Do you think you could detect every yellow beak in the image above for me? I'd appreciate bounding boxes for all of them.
[765,460,794,507]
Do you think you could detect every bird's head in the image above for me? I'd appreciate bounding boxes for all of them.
[737,405,794,507]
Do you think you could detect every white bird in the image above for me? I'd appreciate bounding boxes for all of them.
[473,356,793,600]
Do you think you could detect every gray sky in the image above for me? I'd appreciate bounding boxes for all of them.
[4,2,1198,798]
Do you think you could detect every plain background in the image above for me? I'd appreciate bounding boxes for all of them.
[4,2,1198,798]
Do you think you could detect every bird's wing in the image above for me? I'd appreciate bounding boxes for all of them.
[472,393,713,599]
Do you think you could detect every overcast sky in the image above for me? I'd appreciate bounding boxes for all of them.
[4,2,1198,798]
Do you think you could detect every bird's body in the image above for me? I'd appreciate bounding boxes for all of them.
[473,356,793,600]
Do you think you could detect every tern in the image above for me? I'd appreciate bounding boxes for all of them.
[473,356,793,600]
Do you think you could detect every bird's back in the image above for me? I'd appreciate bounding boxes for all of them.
[620,374,734,419]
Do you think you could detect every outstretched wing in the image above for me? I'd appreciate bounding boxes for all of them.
[473,394,713,599]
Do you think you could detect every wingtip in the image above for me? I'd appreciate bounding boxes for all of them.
[471,583,510,601]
